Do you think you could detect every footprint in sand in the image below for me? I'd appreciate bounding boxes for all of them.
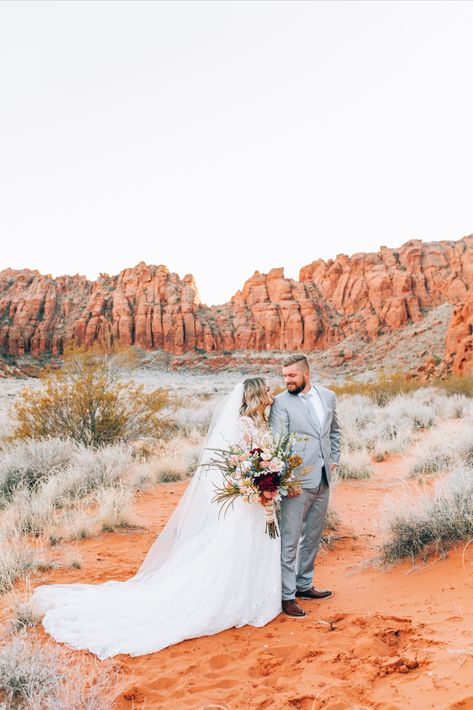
[208,654,230,670]
[449,699,473,710]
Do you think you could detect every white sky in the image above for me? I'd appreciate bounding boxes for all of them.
[1,0,473,306]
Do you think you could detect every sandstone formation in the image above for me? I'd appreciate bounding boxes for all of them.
[2,236,473,370]
[444,295,473,375]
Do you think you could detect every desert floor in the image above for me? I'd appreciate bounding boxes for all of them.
[5,447,473,710]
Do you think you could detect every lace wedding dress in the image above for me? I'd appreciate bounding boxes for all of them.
[29,384,282,660]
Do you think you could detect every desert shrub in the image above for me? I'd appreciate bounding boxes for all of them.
[64,443,135,497]
[96,485,139,532]
[338,394,416,456]
[0,439,136,512]
[331,372,422,406]
[334,373,473,404]
[171,398,216,435]
[0,440,142,543]
[6,582,42,631]
[324,506,340,531]
[337,448,373,480]
[0,412,13,445]
[385,395,435,430]
[0,634,123,709]
[409,388,471,419]
[408,421,473,479]
[436,375,473,398]
[56,508,95,541]
[153,429,203,483]
[409,452,453,478]
[157,466,183,483]
[0,537,50,595]
[0,438,77,504]
[382,466,473,562]
[9,344,169,447]
[372,442,388,462]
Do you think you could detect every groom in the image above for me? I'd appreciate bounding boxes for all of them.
[269,354,341,618]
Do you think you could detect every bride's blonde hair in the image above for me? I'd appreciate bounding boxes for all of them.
[240,377,270,428]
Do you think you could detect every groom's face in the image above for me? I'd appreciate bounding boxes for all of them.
[282,364,309,395]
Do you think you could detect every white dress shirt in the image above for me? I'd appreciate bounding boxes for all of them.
[299,385,325,428]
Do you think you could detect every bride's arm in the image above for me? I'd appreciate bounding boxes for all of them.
[238,416,256,450]
[269,397,289,439]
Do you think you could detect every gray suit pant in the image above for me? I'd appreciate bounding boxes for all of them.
[279,473,330,600]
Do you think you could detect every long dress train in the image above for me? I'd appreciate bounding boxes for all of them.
[29,413,282,659]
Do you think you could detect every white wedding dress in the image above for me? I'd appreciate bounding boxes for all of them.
[29,384,282,659]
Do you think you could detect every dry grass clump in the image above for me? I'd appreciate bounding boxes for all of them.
[382,466,473,562]
[170,395,217,435]
[0,440,142,540]
[338,393,429,457]
[324,506,340,532]
[0,633,124,709]
[0,535,53,595]
[408,421,473,479]
[5,582,42,632]
[0,438,77,506]
[152,428,204,483]
[8,344,170,447]
[332,372,473,404]
[331,372,422,405]
[96,485,140,532]
[436,374,473,398]
[337,387,473,463]
[337,448,373,480]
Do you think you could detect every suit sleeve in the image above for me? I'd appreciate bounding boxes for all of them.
[329,393,341,464]
[269,397,289,440]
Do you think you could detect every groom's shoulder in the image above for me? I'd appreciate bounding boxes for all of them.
[317,384,337,400]
[273,390,292,405]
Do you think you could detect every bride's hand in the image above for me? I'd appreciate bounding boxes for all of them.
[287,484,302,498]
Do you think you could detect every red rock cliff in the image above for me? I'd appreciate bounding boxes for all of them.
[2,236,473,362]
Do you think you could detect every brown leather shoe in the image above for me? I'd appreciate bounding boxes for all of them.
[296,587,333,600]
[282,599,306,617]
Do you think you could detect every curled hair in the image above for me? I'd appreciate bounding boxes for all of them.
[240,377,270,428]
[282,353,310,370]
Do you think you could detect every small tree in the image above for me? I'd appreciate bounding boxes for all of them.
[9,344,169,447]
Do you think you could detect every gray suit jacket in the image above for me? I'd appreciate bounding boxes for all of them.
[269,385,341,488]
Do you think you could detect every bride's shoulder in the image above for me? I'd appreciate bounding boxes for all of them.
[238,416,270,436]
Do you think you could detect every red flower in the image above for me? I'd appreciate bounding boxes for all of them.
[249,447,263,456]
[256,472,280,493]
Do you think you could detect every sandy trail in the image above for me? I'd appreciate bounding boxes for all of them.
[4,450,473,710]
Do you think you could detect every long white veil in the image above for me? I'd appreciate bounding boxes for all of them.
[131,382,244,581]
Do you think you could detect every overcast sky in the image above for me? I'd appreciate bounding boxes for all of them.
[1,0,473,305]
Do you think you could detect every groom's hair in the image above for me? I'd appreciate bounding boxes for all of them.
[282,354,310,370]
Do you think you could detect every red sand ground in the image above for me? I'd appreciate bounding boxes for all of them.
[4,453,473,710]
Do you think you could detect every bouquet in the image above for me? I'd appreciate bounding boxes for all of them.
[206,431,305,538]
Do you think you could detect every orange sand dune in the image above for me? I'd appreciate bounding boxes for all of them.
[6,454,473,710]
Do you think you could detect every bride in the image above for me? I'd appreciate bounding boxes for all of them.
[29,377,282,659]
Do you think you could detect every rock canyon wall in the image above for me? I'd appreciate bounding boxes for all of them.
[2,236,473,372]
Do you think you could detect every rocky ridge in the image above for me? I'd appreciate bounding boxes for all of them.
[1,235,473,373]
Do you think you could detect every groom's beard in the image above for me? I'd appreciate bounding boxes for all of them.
[287,378,307,396]
[288,385,304,395]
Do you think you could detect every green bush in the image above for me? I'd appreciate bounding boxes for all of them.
[9,344,170,447]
